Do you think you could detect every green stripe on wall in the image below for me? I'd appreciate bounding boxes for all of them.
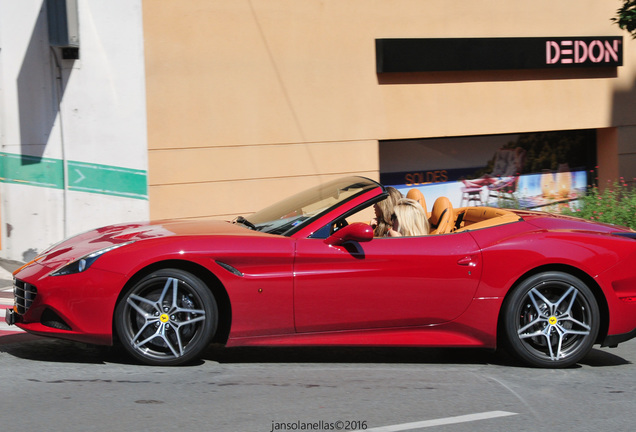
[0,152,148,200]
[0,153,64,189]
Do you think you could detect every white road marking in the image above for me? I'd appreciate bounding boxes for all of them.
[365,411,518,432]
[0,320,23,333]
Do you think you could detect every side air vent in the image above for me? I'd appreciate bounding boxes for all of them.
[215,261,244,277]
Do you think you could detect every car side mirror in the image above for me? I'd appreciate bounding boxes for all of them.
[324,222,374,246]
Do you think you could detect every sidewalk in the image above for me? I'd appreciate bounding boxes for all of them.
[0,258,20,288]
[0,259,23,334]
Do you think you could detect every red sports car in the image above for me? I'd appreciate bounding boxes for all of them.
[6,176,636,367]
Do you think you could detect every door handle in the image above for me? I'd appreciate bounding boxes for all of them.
[457,256,477,267]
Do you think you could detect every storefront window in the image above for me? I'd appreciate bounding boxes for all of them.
[380,130,596,211]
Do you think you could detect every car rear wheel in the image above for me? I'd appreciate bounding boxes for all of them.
[115,269,218,366]
[502,271,599,368]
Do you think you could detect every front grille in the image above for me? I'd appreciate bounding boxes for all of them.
[14,278,37,315]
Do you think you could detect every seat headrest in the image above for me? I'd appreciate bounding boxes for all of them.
[429,197,454,234]
[406,188,428,214]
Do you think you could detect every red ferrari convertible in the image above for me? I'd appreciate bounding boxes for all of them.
[7,177,636,367]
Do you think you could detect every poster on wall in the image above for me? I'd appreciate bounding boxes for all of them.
[380,130,596,211]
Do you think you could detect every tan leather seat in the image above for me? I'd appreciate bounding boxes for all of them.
[429,197,454,234]
[406,188,430,217]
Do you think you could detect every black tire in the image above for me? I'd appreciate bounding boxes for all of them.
[502,271,599,368]
[115,269,218,366]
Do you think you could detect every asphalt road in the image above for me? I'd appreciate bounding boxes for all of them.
[1,336,635,432]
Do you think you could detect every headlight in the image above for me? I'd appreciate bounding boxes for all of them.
[50,242,134,276]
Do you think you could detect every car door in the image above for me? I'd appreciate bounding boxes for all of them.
[293,232,482,333]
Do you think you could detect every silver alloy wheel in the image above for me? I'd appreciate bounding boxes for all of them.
[116,269,217,365]
[503,272,599,368]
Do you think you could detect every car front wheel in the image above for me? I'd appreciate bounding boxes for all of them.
[115,269,218,366]
[502,271,600,368]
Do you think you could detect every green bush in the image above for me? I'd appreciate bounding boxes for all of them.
[562,177,636,229]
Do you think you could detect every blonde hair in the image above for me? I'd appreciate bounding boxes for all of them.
[393,198,429,236]
[374,187,403,237]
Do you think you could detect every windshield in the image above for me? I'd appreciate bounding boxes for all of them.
[243,176,381,236]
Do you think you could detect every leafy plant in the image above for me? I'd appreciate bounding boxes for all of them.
[562,177,636,229]
[612,0,636,39]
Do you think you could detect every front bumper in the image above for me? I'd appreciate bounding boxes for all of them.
[11,261,129,345]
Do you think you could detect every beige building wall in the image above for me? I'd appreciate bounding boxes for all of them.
[143,0,636,220]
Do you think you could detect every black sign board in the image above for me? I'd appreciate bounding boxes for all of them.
[376,37,623,73]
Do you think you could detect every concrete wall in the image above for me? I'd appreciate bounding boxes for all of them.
[0,0,149,261]
[143,0,636,221]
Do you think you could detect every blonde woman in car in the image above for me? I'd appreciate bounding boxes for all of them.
[388,198,430,237]
[371,186,403,237]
